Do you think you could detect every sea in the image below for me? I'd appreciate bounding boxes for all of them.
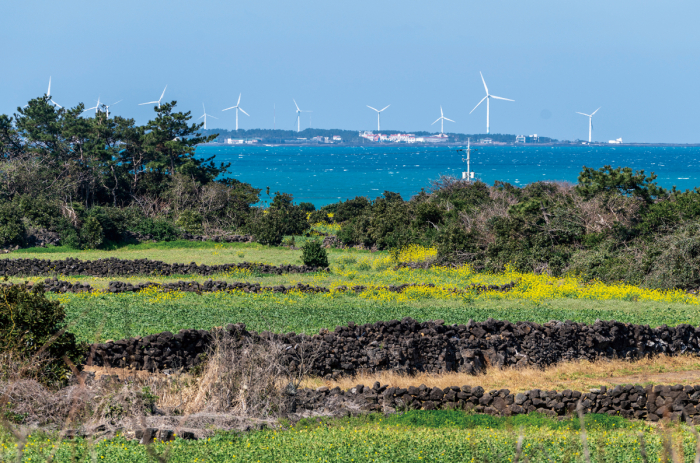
[196,144,700,208]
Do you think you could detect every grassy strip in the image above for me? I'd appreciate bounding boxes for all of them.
[308,355,700,393]
[1,412,694,462]
[55,290,700,343]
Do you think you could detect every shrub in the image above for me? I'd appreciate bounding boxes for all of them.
[175,210,204,234]
[80,215,104,249]
[301,239,329,267]
[0,201,25,247]
[249,212,285,246]
[0,281,84,386]
[132,217,180,241]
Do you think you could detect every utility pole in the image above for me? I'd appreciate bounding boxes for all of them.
[461,138,477,181]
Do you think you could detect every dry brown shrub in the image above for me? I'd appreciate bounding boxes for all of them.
[186,332,296,417]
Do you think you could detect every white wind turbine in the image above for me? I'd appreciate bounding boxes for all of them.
[47,77,62,108]
[139,85,167,108]
[469,72,513,134]
[103,100,122,118]
[82,96,102,116]
[222,94,249,131]
[367,105,390,131]
[576,107,601,143]
[293,99,311,133]
[199,103,218,130]
[432,106,455,134]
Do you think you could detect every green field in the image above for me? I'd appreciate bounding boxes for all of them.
[57,290,700,343]
[1,412,695,462]
[4,241,699,341]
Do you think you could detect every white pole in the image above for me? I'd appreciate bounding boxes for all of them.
[486,97,490,134]
[377,112,380,131]
[589,117,592,143]
[467,138,471,180]
[236,108,239,131]
[441,117,443,134]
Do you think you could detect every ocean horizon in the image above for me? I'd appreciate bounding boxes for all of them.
[197,144,700,207]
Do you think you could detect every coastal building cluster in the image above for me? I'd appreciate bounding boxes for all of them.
[359,131,449,143]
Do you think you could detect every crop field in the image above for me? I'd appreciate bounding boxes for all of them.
[3,411,698,463]
[2,242,694,341]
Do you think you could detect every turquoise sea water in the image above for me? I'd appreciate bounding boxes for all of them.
[197,144,700,207]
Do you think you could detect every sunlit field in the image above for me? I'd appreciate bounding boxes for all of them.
[2,412,697,463]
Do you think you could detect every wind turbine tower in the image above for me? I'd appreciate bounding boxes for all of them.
[576,107,601,143]
[83,96,102,116]
[293,99,311,133]
[47,77,62,108]
[469,72,513,134]
[199,103,218,130]
[222,94,249,130]
[367,105,390,131]
[139,86,167,108]
[432,106,455,134]
[103,100,122,118]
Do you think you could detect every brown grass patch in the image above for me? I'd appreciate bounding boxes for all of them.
[305,355,700,393]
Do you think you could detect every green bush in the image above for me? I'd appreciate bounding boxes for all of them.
[0,281,84,386]
[132,218,180,241]
[80,215,104,249]
[175,210,204,234]
[0,202,25,247]
[301,239,329,267]
[249,212,285,246]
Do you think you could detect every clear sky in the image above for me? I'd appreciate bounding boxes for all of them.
[1,0,698,143]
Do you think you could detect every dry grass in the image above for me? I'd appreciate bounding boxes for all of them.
[305,355,700,393]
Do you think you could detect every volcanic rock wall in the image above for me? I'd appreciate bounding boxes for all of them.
[0,257,326,277]
[295,382,700,423]
[88,317,700,378]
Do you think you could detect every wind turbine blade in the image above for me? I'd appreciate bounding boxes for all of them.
[294,99,300,111]
[48,76,52,96]
[575,112,591,117]
[480,71,489,95]
[380,105,390,112]
[222,106,236,111]
[591,107,601,116]
[239,108,250,116]
[199,114,205,119]
[202,103,206,113]
[139,101,159,105]
[432,117,441,125]
[470,96,488,114]
[237,93,241,105]
[490,95,514,102]
[51,100,62,109]
[208,114,218,119]
[367,105,379,112]
[160,85,167,100]
[440,106,444,116]
[444,117,455,123]
[111,100,122,106]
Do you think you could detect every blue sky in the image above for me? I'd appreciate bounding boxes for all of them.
[1,0,698,142]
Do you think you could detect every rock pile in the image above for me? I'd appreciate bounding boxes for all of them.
[89,317,700,378]
[0,257,327,277]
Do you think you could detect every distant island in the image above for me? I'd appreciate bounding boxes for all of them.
[198,128,556,145]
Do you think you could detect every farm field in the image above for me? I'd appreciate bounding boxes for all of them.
[5,241,699,341]
[57,289,700,344]
[3,411,697,463]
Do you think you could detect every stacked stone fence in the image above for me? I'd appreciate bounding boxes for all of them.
[88,317,700,379]
[0,257,327,278]
[294,382,700,423]
[29,278,516,295]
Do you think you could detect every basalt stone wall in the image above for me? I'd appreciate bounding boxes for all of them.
[296,383,700,423]
[35,278,516,295]
[0,257,327,278]
[88,317,700,378]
